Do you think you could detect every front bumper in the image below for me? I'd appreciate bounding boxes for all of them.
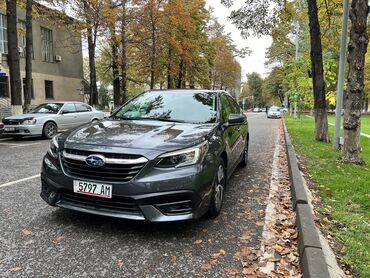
[267,114,281,118]
[40,153,215,222]
[3,124,43,136]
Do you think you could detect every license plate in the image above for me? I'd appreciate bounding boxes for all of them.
[73,180,112,198]
[5,127,15,132]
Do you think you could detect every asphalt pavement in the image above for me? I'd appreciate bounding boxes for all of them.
[0,112,281,278]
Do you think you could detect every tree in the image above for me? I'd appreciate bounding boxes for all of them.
[107,0,121,107]
[222,0,329,142]
[341,0,369,164]
[246,72,263,107]
[306,0,329,142]
[24,0,33,113]
[6,0,22,113]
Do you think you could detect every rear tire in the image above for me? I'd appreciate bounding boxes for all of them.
[42,122,57,139]
[207,161,226,218]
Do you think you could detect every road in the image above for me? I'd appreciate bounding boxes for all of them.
[0,113,282,277]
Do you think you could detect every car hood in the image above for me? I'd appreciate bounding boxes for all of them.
[4,113,55,120]
[63,119,217,152]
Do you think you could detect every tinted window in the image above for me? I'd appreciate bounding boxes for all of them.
[30,103,63,114]
[113,91,217,123]
[76,103,91,112]
[221,94,239,122]
[62,104,76,113]
[0,76,9,98]
[226,95,239,114]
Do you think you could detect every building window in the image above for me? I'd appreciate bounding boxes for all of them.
[0,14,7,54]
[45,80,53,99]
[18,20,26,57]
[23,78,34,99]
[41,27,53,62]
[0,76,9,98]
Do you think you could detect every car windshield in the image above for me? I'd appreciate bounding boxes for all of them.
[269,107,280,112]
[113,91,217,123]
[30,103,64,114]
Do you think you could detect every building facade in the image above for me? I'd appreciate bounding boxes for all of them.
[0,5,84,117]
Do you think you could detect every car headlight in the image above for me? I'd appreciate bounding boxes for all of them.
[156,141,208,168]
[22,118,36,125]
[48,135,60,159]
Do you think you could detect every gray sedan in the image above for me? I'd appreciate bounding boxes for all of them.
[2,102,105,139]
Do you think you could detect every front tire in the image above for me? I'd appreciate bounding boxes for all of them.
[42,122,57,139]
[207,161,226,218]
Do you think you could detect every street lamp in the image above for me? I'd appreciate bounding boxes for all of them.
[333,0,350,150]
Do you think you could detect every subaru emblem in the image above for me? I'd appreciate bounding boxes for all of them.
[85,154,106,167]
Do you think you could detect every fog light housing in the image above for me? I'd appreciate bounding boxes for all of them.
[44,157,57,171]
[157,200,192,215]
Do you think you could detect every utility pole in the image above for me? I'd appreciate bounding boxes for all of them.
[333,0,350,150]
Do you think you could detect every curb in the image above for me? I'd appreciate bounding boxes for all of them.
[282,120,330,278]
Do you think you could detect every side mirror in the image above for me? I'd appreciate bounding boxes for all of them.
[61,110,69,115]
[224,114,245,127]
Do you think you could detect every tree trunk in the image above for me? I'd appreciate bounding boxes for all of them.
[120,0,127,104]
[167,46,174,89]
[109,3,120,108]
[177,58,184,88]
[83,0,98,106]
[87,26,97,106]
[149,2,156,89]
[306,0,329,142]
[6,0,22,107]
[24,0,33,113]
[341,0,369,164]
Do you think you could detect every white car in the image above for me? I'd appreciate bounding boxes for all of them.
[2,102,105,139]
[253,107,260,112]
[267,107,282,118]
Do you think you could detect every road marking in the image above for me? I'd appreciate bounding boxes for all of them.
[0,174,40,189]
[0,142,41,147]
[305,115,370,138]
[259,135,281,275]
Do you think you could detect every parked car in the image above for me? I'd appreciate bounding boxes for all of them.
[253,107,260,112]
[280,107,288,113]
[267,106,282,118]
[40,90,249,222]
[0,122,4,134]
[2,102,105,139]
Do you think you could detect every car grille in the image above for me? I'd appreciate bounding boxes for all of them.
[2,119,22,125]
[60,192,141,215]
[61,149,147,183]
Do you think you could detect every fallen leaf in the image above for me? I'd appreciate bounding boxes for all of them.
[201,263,212,270]
[117,259,124,269]
[9,267,21,272]
[242,268,256,275]
[22,229,33,236]
[194,239,203,245]
[53,235,65,244]
[275,244,284,254]
[170,255,177,263]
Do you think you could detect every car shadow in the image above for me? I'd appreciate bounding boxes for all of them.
[47,207,210,239]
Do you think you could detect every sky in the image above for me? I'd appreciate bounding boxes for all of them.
[205,0,272,82]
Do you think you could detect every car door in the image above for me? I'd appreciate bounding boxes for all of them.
[226,95,246,162]
[75,103,93,124]
[220,94,241,170]
[59,103,78,130]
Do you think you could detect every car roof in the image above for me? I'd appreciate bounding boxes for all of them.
[146,89,228,94]
[40,101,87,104]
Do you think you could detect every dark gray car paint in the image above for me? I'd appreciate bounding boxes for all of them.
[41,90,249,222]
